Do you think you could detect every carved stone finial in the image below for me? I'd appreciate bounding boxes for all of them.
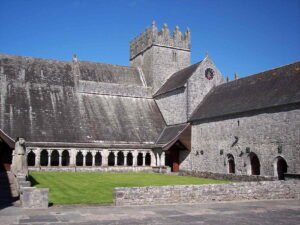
[152,20,156,26]
[163,23,168,29]
[205,52,209,57]
[226,76,230,82]
[175,25,179,31]
[72,54,78,62]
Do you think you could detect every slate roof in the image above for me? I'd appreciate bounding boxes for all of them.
[156,123,188,145]
[154,61,202,97]
[190,61,300,122]
[0,54,165,144]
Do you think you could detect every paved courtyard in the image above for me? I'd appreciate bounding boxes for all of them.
[0,199,299,225]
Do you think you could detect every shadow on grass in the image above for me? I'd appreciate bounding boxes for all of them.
[28,174,39,186]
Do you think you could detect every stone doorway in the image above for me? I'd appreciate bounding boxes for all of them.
[227,154,235,174]
[249,152,260,175]
[165,141,186,172]
[276,157,288,180]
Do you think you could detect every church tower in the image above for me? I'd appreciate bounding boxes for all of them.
[130,22,191,93]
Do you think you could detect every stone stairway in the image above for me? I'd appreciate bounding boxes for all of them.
[0,171,20,207]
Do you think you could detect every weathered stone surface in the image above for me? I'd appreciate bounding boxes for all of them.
[114,180,300,206]
[20,187,48,209]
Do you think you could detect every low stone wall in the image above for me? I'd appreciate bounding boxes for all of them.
[114,180,300,206]
[20,187,49,209]
[179,170,275,182]
[29,166,153,173]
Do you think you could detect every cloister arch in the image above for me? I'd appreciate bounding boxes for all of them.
[61,150,69,166]
[108,152,115,166]
[117,152,124,166]
[95,152,102,166]
[51,150,59,166]
[127,152,133,166]
[137,152,143,166]
[27,151,36,166]
[145,152,151,166]
[40,150,48,166]
[274,156,288,180]
[248,152,260,175]
[227,154,235,174]
[86,152,93,166]
[76,151,83,166]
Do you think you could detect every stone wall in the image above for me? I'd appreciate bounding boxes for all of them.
[131,45,190,93]
[114,180,300,206]
[179,170,275,182]
[187,57,224,117]
[183,106,300,176]
[20,187,49,209]
[155,88,187,125]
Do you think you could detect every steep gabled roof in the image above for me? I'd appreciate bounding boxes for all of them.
[190,61,300,122]
[0,54,165,144]
[154,61,202,97]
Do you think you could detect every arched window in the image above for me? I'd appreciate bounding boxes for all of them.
[275,156,288,180]
[137,153,143,166]
[61,150,69,166]
[108,152,115,166]
[145,153,151,166]
[76,151,83,166]
[127,152,133,166]
[249,152,260,175]
[51,150,59,166]
[117,152,124,166]
[95,152,102,166]
[40,150,48,166]
[227,154,235,174]
[27,151,36,166]
[86,152,92,166]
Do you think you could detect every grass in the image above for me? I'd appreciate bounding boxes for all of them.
[29,172,230,205]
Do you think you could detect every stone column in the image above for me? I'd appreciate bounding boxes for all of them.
[114,152,118,166]
[150,151,156,167]
[58,150,62,167]
[35,148,41,167]
[156,152,161,167]
[92,151,96,166]
[70,149,76,166]
[47,150,51,167]
[124,151,128,166]
[102,150,108,166]
[133,150,138,167]
[161,152,165,167]
[83,151,86,166]
[142,152,146,166]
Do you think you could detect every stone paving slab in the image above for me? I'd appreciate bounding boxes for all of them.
[0,199,299,225]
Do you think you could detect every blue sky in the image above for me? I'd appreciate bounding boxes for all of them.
[0,0,299,79]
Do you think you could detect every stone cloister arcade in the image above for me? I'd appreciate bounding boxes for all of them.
[26,148,166,170]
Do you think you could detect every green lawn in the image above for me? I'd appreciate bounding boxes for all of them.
[29,172,229,205]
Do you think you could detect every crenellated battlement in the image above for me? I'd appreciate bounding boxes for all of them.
[130,21,191,60]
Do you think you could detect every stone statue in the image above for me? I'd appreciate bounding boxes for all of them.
[11,137,28,177]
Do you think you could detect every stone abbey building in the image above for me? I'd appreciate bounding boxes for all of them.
[0,22,299,179]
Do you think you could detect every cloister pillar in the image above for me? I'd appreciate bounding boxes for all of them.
[83,151,86,166]
[47,150,51,167]
[124,151,128,166]
[161,152,165,167]
[58,150,62,167]
[156,152,160,167]
[92,151,96,166]
[102,150,108,166]
[150,151,156,167]
[133,150,138,167]
[114,152,118,166]
[70,149,76,166]
[142,152,146,166]
[35,148,41,167]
